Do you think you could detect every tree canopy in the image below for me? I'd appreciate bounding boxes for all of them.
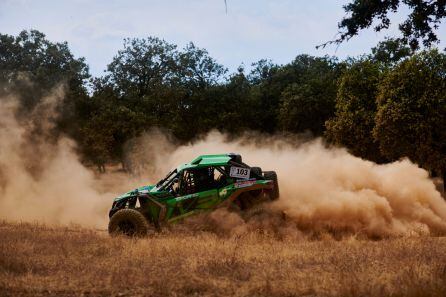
[374,50,446,178]
[0,29,90,144]
[0,30,89,105]
[1,29,445,179]
[321,0,446,50]
[278,56,341,136]
[325,59,384,162]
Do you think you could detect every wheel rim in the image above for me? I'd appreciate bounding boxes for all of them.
[117,219,136,236]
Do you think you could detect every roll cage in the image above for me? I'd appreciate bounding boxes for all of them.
[157,166,227,196]
[156,160,264,197]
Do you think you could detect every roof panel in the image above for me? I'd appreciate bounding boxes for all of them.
[199,155,231,165]
[178,154,232,171]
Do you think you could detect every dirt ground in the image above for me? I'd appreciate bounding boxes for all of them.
[1,221,446,297]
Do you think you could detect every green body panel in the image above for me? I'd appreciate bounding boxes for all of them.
[119,180,270,223]
[110,154,273,225]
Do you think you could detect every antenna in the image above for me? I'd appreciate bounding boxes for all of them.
[224,0,228,14]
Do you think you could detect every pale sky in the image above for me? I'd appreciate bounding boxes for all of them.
[1,0,444,76]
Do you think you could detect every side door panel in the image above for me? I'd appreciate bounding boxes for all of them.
[165,167,226,222]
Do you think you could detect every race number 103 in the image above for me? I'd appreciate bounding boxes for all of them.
[230,166,251,179]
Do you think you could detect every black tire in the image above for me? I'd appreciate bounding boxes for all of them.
[250,167,262,178]
[230,192,256,212]
[242,204,266,221]
[263,171,279,200]
[108,209,150,237]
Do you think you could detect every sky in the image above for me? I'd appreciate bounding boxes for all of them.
[0,0,444,77]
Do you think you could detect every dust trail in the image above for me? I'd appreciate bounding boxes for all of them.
[1,89,445,236]
[0,90,116,227]
[148,131,446,237]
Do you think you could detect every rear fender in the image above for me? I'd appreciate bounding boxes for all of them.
[223,182,273,207]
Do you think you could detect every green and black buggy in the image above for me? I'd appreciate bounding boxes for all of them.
[108,153,279,236]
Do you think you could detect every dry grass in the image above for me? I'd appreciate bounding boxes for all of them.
[1,221,446,297]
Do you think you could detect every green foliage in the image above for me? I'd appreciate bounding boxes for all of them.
[246,60,281,132]
[169,42,227,140]
[107,37,177,98]
[82,37,228,164]
[248,59,277,85]
[216,66,257,134]
[371,38,412,65]
[1,29,445,179]
[374,50,446,175]
[278,57,341,135]
[0,30,90,154]
[325,59,384,162]
[0,30,89,108]
[247,55,340,133]
[323,0,446,50]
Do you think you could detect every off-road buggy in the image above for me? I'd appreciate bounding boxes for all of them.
[108,153,279,236]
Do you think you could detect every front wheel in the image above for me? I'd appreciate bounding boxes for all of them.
[108,208,150,237]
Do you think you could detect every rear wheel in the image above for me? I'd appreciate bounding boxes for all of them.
[263,171,279,200]
[232,192,254,210]
[108,209,150,237]
[250,167,262,178]
[230,193,267,222]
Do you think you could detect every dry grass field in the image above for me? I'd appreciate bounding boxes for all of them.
[1,220,446,297]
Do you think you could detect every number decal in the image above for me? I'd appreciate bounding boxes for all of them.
[230,166,251,179]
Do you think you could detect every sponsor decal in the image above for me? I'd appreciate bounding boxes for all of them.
[175,193,198,202]
[234,180,256,188]
[230,166,250,179]
[219,188,228,197]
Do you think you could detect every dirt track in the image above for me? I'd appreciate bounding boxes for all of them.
[1,221,446,297]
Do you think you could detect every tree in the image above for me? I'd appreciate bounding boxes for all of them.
[248,55,335,133]
[246,60,281,132]
[0,29,90,158]
[248,59,277,85]
[177,42,227,89]
[169,43,227,140]
[215,66,257,134]
[78,91,148,169]
[374,49,446,180]
[104,37,181,146]
[371,38,412,65]
[325,59,384,162]
[81,74,156,166]
[321,0,446,50]
[104,37,227,142]
[0,30,89,109]
[278,57,341,136]
[107,37,177,98]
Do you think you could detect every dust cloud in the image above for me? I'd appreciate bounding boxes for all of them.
[154,132,446,237]
[1,90,446,237]
[0,90,114,228]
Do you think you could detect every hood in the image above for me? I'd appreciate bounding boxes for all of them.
[114,185,156,201]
